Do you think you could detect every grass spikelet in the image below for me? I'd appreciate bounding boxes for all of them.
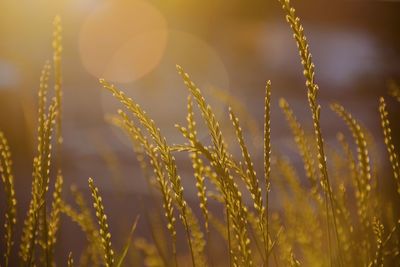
[48,170,63,262]
[331,103,371,189]
[277,0,317,96]
[229,107,267,263]
[88,177,115,267]
[274,155,324,265]
[176,66,230,170]
[337,132,360,195]
[378,97,400,195]
[206,86,262,146]
[331,103,372,228]
[176,65,253,266]
[100,79,197,266]
[37,99,58,264]
[264,81,272,264]
[278,1,342,263]
[186,95,209,231]
[0,131,17,267]
[53,15,63,145]
[19,190,44,264]
[119,109,207,267]
[371,217,384,267]
[31,64,58,265]
[19,61,58,264]
[69,185,104,265]
[37,62,51,139]
[278,98,318,191]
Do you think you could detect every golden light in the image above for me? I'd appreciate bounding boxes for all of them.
[79,0,168,83]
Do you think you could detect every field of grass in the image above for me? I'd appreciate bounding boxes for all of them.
[1,0,400,266]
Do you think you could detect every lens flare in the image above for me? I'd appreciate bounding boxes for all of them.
[79,0,168,83]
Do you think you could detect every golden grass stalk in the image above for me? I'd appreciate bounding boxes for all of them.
[264,81,272,265]
[53,15,63,146]
[229,107,267,263]
[278,98,318,192]
[69,185,105,266]
[337,132,361,195]
[186,95,209,231]
[19,60,58,265]
[206,86,262,146]
[177,65,252,266]
[331,103,372,233]
[110,111,177,264]
[33,62,58,265]
[0,131,17,267]
[37,62,51,143]
[119,108,207,267]
[370,217,384,267]
[88,177,115,267]
[100,79,198,266]
[331,104,371,189]
[37,100,58,266]
[19,196,40,264]
[336,132,364,263]
[277,0,342,263]
[379,97,400,195]
[274,155,325,265]
[48,170,63,263]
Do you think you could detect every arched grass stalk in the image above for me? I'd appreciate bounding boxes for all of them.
[331,103,372,242]
[177,65,253,267]
[229,106,268,264]
[110,110,178,266]
[100,79,198,267]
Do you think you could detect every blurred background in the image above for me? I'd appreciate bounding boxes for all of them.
[0,0,400,264]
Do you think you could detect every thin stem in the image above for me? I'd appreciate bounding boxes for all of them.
[182,214,196,267]
[226,208,232,267]
[172,240,178,267]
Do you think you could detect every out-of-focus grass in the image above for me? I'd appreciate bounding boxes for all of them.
[1,1,400,266]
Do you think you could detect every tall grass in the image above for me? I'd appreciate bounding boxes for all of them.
[1,1,400,266]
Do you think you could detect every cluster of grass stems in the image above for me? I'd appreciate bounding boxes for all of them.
[1,1,400,266]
